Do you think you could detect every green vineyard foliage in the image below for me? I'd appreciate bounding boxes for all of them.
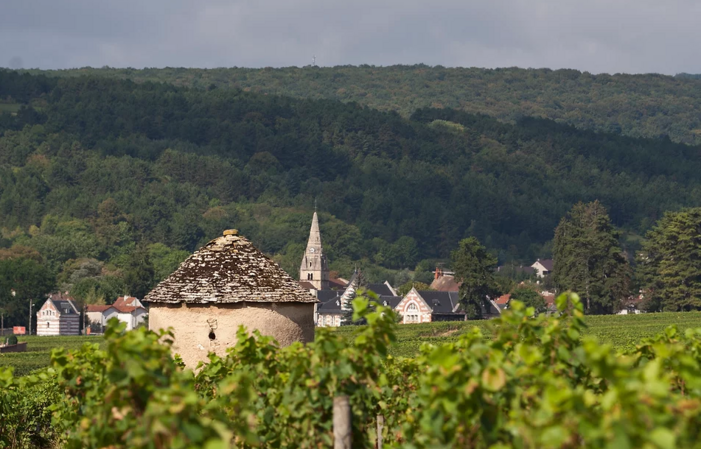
[3,295,701,448]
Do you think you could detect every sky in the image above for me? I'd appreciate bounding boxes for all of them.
[1,0,700,75]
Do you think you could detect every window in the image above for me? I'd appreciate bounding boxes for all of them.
[407,303,418,312]
[46,322,50,328]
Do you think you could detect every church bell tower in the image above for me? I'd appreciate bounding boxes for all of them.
[300,212,329,290]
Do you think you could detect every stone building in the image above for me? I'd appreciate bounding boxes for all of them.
[144,230,316,368]
[299,212,329,290]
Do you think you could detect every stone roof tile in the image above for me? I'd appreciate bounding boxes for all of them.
[144,232,316,304]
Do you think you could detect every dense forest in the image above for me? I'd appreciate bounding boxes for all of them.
[22,65,701,145]
[2,69,701,321]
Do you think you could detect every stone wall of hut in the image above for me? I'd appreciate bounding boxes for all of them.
[149,302,315,368]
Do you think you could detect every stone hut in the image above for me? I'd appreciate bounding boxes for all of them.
[144,230,316,367]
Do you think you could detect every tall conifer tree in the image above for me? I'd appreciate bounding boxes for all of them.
[452,237,499,320]
[553,201,631,314]
[637,208,701,311]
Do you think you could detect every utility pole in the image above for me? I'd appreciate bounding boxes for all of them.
[28,300,33,336]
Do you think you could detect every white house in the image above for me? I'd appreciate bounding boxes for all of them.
[112,296,148,330]
[531,259,554,278]
[86,296,148,332]
[85,305,119,333]
[36,294,80,336]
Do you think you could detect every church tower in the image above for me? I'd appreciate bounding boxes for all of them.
[300,212,329,290]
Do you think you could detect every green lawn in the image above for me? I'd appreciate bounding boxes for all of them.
[0,335,103,376]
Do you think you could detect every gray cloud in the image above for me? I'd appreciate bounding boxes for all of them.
[1,0,699,74]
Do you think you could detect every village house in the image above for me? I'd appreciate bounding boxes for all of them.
[144,229,316,368]
[430,267,460,292]
[531,259,554,278]
[36,293,80,336]
[85,305,118,333]
[315,273,402,327]
[86,296,148,333]
[395,289,468,323]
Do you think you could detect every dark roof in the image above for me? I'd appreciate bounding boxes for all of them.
[416,291,461,314]
[316,290,342,302]
[535,259,554,271]
[366,283,394,297]
[378,295,402,309]
[317,296,344,314]
[316,294,402,315]
[46,294,79,315]
[145,231,316,304]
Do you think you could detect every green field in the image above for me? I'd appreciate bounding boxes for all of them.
[0,335,103,376]
[332,311,701,357]
[2,312,701,375]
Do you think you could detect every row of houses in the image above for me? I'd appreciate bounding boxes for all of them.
[35,294,148,336]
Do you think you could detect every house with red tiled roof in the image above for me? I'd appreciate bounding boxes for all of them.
[111,296,148,330]
[85,305,119,333]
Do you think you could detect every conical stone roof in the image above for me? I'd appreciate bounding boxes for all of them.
[145,231,316,304]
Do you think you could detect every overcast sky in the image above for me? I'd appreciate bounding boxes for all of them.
[1,0,699,75]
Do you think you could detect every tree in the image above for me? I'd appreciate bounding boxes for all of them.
[0,257,54,326]
[553,201,631,314]
[510,286,546,314]
[122,246,156,299]
[396,281,432,297]
[637,208,701,311]
[451,237,499,320]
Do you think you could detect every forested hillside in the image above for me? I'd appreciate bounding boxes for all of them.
[23,65,701,145]
[2,69,701,320]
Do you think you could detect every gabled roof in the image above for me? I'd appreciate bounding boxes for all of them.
[430,275,461,292]
[533,259,554,271]
[46,294,79,315]
[496,294,511,305]
[415,290,462,314]
[113,296,143,309]
[366,283,395,297]
[316,294,402,315]
[86,305,116,313]
[144,231,316,304]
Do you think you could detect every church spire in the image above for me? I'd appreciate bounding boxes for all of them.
[300,212,329,290]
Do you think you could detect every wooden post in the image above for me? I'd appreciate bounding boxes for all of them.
[376,414,384,449]
[333,396,351,449]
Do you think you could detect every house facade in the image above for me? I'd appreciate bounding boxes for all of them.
[36,294,80,336]
[86,305,119,333]
[531,259,554,278]
[395,289,467,324]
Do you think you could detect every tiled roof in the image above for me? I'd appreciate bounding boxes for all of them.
[47,294,79,315]
[366,283,394,297]
[113,296,141,308]
[416,291,462,314]
[144,231,316,304]
[430,275,461,292]
[317,295,402,315]
[535,259,554,271]
[496,294,511,305]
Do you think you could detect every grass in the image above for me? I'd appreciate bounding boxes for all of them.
[0,335,103,376]
[2,312,701,374]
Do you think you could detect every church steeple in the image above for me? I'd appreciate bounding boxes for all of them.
[300,212,329,290]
